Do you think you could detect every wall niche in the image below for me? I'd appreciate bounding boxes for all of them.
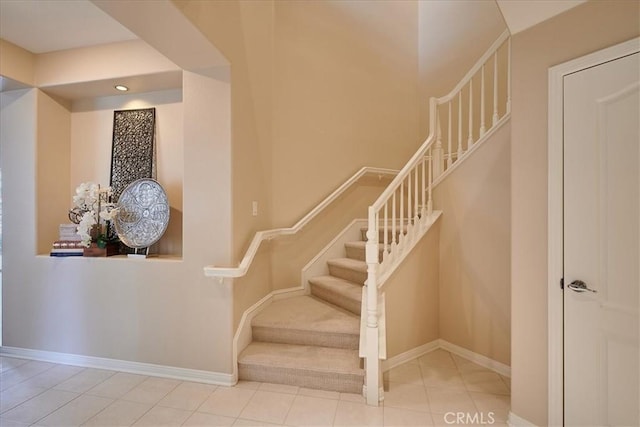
[36,81,184,258]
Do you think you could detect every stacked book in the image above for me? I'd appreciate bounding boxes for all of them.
[50,224,84,257]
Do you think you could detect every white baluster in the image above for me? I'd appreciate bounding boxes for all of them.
[493,51,499,126]
[407,175,412,227]
[507,38,512,114]
[480,64,486,136]
[467,79,473,147]
[447,101,453,168]
[383,202,388,260]
[434,114,443,177]
[399,182,404,244]
[414,163,419,221]
[392,192,396,252]
[427,149,433,215]
[365,209,378,329]
[421,157,426,219]
[457,91,463,159]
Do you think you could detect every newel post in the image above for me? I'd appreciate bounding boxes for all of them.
[365,207,381,405]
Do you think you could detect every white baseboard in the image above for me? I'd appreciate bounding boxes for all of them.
[439,339,511,378]
[508,411,537,426]
[2,333,511,394]
[381,339,511,378]
[381,340,440,372]
[0,346,234,386]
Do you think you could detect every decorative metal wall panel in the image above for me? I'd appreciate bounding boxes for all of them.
[114,178,170,249]
[110,108,156,202]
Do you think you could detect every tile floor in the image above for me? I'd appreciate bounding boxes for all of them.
[0,349,510,426]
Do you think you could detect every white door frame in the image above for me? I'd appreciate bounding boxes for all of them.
[547,37,640,426]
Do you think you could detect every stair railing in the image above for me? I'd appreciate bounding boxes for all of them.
[362,29,511,406]
[204,166,398,280]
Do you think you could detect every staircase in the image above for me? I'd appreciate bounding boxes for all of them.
[237,227,383,393]
[209,30,512,403]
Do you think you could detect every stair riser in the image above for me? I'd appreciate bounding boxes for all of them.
[239,364,363,394]
[328,264,367,284]
[345,245,365,261]
[310,285,361,315]
[253,326,359,350]
[345,245,383,262]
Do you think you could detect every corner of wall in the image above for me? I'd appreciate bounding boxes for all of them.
[36,90,71,254]
[384,222,440,359]
[0,38,36,86]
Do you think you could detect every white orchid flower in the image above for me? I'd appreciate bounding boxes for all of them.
[77,210,99,247]
[100,207,119,222]
[71,182,120,246]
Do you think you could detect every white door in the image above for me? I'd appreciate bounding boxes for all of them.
[564,52,639,426]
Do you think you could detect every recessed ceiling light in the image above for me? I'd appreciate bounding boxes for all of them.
[114,85,129,92]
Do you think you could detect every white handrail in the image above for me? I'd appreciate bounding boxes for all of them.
[436,30,510,104]
[204,167,398,278]
[371,143,434,214]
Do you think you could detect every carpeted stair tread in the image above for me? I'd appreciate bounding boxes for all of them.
[252,296,359,349]
[344,241,385,262]
[327,258,368,284]
[238,342,364,393]
[309,275,362,315]
[239,342,363,374]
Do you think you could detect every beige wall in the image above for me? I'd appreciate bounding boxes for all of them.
[35,40,178,88]
[171,0,276,328]
[1,89,37,261]
[172,0,274,262]
[0,39,35,86]
[272,0,420,227]
[384,222,440,358]
[510,1,640,424]
[418,1,506,140]
[36,91,71,255]
[231,0,276,327]
[434,121,511,366]
[174,0,425,323]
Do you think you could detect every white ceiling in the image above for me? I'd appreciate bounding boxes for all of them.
[496,0,588,34]
[0,0,136,54]
[0,0,588,56]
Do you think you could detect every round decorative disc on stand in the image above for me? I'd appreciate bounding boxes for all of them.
[114,178,170,253]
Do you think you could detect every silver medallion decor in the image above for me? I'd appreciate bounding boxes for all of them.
[114,178,170,250]
[110,108,156,202]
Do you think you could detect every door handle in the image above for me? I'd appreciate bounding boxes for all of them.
[568,280,597,293]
